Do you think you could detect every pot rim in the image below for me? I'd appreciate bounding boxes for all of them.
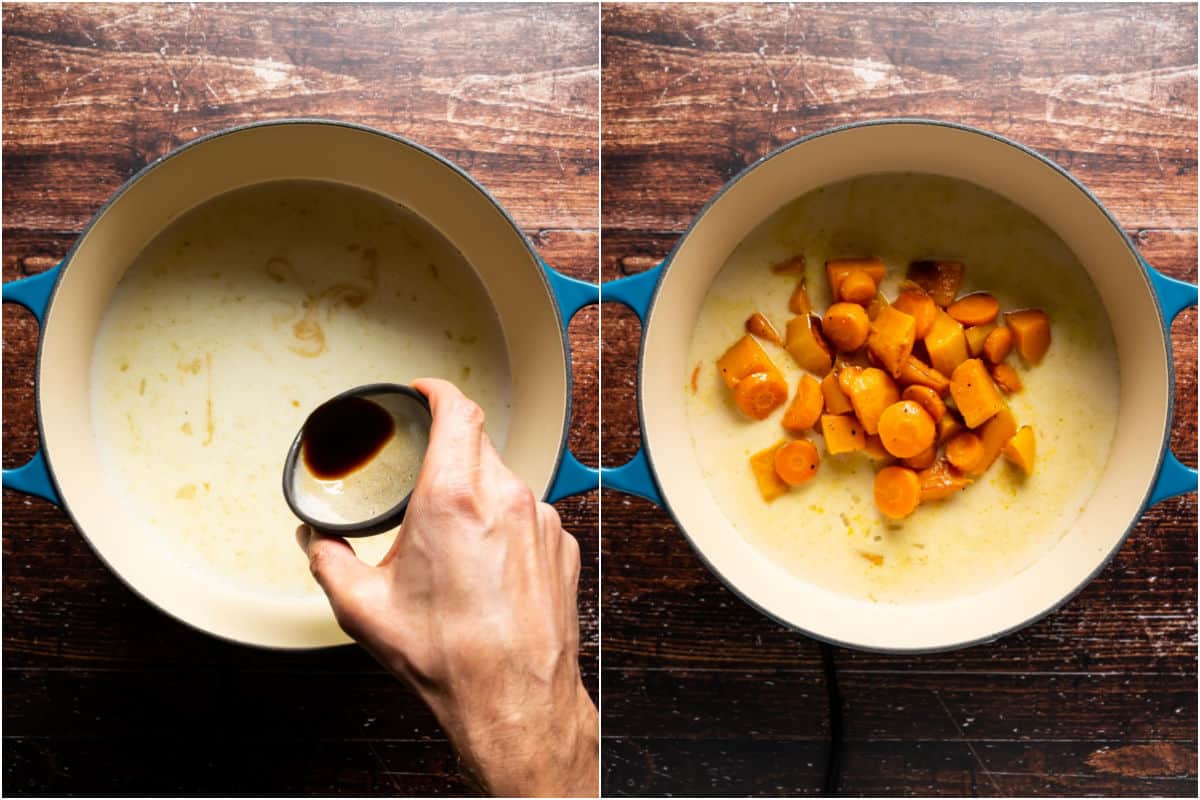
[634,116,1175,654]
[29,117,573,650]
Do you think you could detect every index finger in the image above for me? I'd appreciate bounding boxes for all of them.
[410,377,487,481]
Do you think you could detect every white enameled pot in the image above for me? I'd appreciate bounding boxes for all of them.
[3,120,601,649]
[602,119,1197,653]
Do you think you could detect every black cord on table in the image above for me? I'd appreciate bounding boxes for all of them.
[819,641,844,797]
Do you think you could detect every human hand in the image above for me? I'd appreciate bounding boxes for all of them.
[296,378,597,797]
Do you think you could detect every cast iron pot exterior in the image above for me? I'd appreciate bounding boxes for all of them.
[2,120,602,649]
[602,119,1197,653]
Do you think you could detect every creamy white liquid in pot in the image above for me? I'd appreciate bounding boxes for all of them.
[91,181,512,598]
[685,173,1120,604]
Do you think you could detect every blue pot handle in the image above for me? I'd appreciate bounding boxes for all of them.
[542,263,601,502]
[597,266,664,506]
[3,265,62,505]
[1144,262,1198,506]
[542,262,665,504]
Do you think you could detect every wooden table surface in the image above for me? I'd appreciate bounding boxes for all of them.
[601,3,1197,797]
[2,4,597,795]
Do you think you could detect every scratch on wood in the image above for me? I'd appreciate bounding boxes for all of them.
[934,690,1007,796]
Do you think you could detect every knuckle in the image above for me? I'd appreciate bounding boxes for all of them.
[501,479,536,514]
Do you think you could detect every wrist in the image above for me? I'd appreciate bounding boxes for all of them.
[433,679,598,797]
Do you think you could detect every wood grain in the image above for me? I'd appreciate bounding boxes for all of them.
[601,3,1197,797]
[2,4,598,796]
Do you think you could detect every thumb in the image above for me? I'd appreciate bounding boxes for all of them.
[296,525,377,633]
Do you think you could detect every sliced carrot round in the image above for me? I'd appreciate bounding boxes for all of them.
[874,466,921,520]
[947,292,1000,326]
[774,439,821,486]
[945,431,985,472]
[838,269,877,304]
[900,384,946,422]
[734,371,788,420]
[876,400,936,458]
[822,302,871,352]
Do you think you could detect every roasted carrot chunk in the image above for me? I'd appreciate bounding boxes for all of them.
[821,414,867,454]
[746,311,783,345]
[897,355,951,395]
[785,314,834,376]
[945,432,985,473]
[907,260,964,307]
[949,359,1006,428]
[839,269,878,305]
[991,362,1023,394]
[902,445,937,470]
[972,407,1018,475]
[1005,309,1051,364]
[781,374,825,433]
[1002,425,1037,475]
[947,292,1000,326]
[827,257,887,296]
[917,459,973,501]
[775,439,821,485]
[771,255,806,275]
[848,367,900,436]
[874,466,921,520]
[788,278,812,314]
[924,309,969,377]
[750,441,790,501]
[734,371,789,420]
[964,322,996,358]
[822,302,871,352]
[893,286,938,339]
[877,400,936,458]
[983,326,1013,364]
[717,335,779,389]
[821,372,854,415]
[900,385,946,423]
[868,305,917,378]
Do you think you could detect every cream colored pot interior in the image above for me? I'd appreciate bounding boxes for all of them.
[643,122,1168,651]
[38,122,568,648]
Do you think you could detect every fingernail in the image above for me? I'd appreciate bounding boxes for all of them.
[295,524,312,550]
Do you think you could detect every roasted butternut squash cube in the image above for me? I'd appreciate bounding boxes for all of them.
[848,367,900,436]
[1002,425,1036,475]
[785,314,834,376]
[750,441,790,501]
[868,305,917,378]
[924,309,969,377]
[820,414,867,455]
[821,372,854,415]
[1005,308,1051,364]
[950,359,1006,429]
[717,334,778,389]
[964,322,997,358]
